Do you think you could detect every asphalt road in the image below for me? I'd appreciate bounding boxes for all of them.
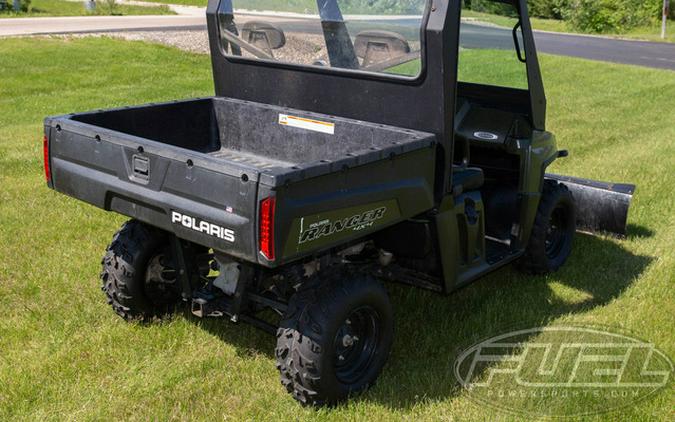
[0,15,673,70]
[0,16,207,35]
[462,22,675,71]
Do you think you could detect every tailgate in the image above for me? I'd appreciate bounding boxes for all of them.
[45,117,260,263]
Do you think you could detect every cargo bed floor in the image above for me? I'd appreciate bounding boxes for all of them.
[209,148,294,170]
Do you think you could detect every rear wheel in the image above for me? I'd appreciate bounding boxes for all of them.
[517,180,575,274]
[101,220,183,321]
[275,271,393,406]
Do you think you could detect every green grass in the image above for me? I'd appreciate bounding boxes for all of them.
[0,36,674,420]
[0,0,174,17]
[389,49,528,89]
[463,10,675,43]
[623,24,675,43]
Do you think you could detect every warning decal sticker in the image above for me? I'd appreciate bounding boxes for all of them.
[279,114,335,135]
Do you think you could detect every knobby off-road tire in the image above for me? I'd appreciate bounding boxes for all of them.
[101,220,182,321]
[517,180,576,274]
[275,271,394,406]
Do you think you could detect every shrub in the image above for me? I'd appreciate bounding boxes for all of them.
[528,0,571,20]
[102,0,118,14]
[567,0,666,33]
[465,0,572,20]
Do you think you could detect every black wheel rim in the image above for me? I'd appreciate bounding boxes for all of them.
[545,204,570,259]
[333,306,381,385]
[144,253,179,307]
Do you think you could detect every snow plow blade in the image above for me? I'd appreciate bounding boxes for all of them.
[545,174,635,237]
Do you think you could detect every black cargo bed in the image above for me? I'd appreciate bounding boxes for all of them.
[67,97,435,186]
[46,97,437,265]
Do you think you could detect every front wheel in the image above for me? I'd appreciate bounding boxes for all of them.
[517,180,576,274]
[275,271,394,406]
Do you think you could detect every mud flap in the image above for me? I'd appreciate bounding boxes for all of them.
[545,174,635,237]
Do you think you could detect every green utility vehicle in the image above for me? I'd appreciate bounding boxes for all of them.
[43,0,634,406]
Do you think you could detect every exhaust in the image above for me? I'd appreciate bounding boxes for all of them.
[545,174,636,237]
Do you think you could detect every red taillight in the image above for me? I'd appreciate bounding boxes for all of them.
[43,134,51,183]
[259,196,276,261]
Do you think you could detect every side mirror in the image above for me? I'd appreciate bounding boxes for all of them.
[241,21,286,56]
[353,30,411,67]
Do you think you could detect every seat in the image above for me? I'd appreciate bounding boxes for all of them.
[353,30,411,67]
[452,166,484,196]
[241,21,286,56]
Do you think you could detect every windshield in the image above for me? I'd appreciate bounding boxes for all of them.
[216,0,428,78]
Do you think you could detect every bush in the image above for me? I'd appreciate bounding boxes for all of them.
[0,0,33,12]
[528,0,571,20]
[466,0,571,20]
[102,0,118,14]
[567,0,666,33]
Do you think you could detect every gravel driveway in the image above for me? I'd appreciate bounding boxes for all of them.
[65,30,330,64]
[67,30,212,54]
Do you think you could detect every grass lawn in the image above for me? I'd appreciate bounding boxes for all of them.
[625,23,675,43]
[0,0,173,17]
[389,49,529,89]
[0,36,674,420]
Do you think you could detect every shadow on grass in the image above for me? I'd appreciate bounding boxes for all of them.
[182,229,652,409]
[365,231,653,409]
[626,223,654,239]
[182,312,277,360]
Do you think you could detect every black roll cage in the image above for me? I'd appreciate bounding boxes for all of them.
[205,0,546,200]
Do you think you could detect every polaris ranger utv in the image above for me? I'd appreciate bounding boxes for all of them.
[43,0,635,406]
